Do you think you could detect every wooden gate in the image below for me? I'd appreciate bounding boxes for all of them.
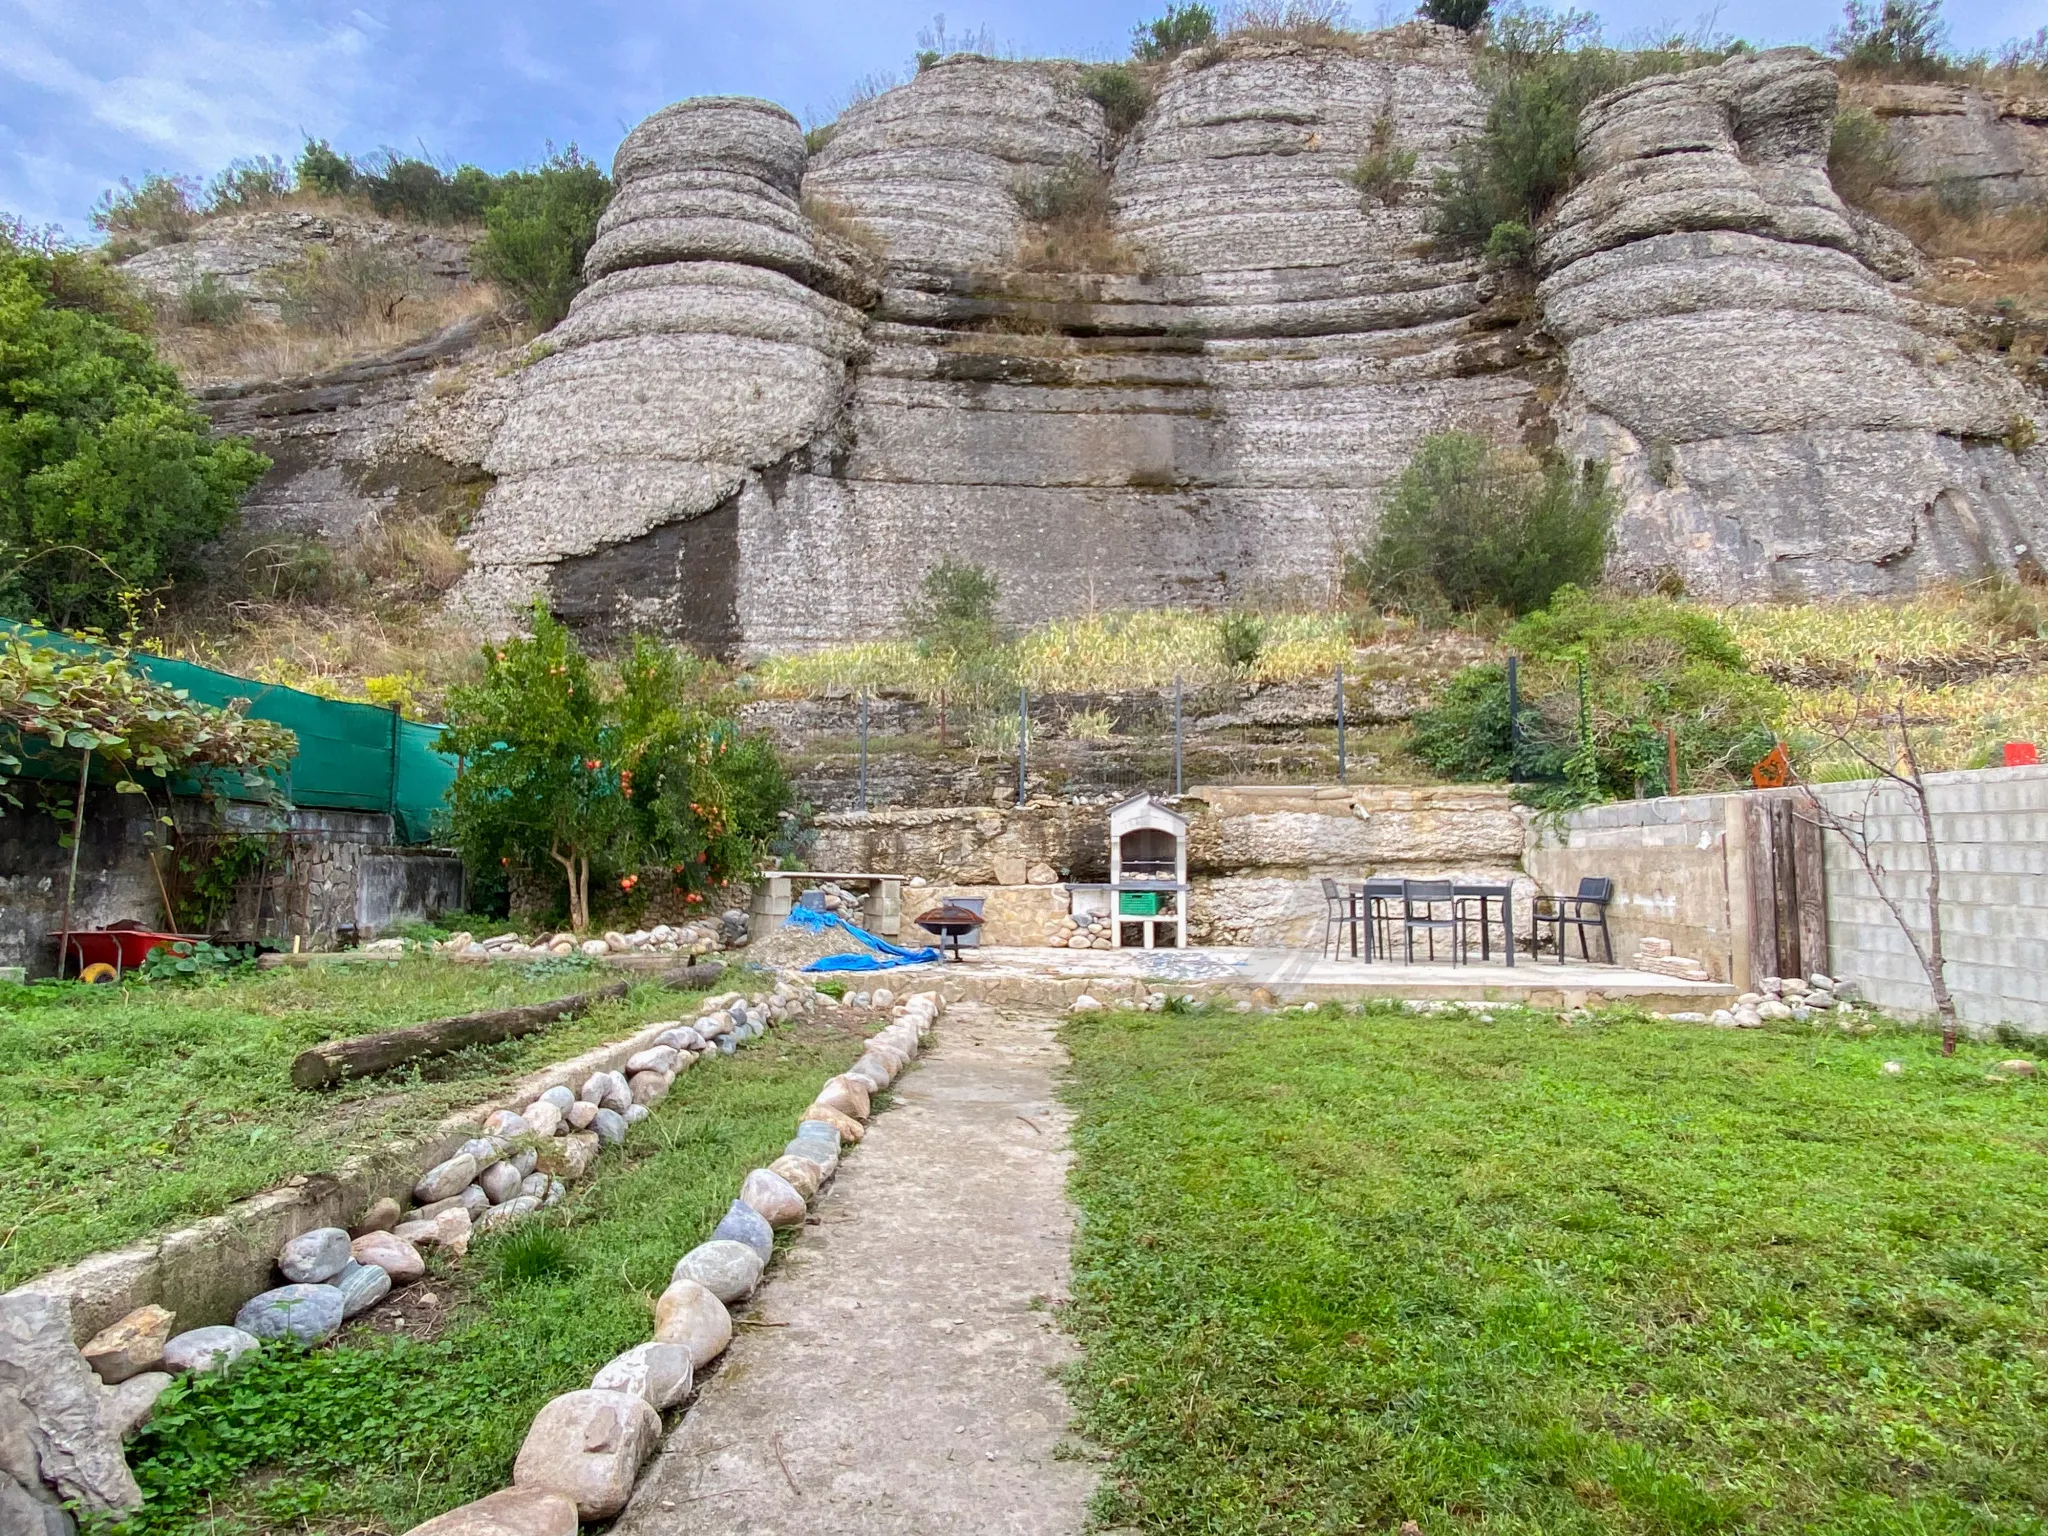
[1744,792,1828,983]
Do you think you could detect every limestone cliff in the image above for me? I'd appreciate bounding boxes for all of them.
[235,35,2039,642]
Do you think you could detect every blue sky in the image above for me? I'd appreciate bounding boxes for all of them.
[2,0,2040,235]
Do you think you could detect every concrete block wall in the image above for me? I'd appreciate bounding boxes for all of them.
[1811,764,2048,1032]
[1532,764,2048,1032]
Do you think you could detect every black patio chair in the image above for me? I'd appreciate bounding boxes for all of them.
[1400,879,1467,964]
[1537,876,1615,965]
[1319,877,1361,959]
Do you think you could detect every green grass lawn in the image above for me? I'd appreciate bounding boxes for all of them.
[1061,1004,2048,1535]
[0,959,718,1288]
[122,1010,868,1536]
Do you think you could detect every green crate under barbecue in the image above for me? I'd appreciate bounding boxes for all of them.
[1119,890,1164,915]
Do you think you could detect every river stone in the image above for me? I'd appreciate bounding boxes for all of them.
[519,1171,552,1200]
[822,1074,872,1116]
[711,1198,774,1263]
[626,1046,681,1075]
[591,1341,693,1410]
[161,1326,260,1375]
[801,1105,864,1143]
[844,1059,890,1093]
[740,1168,806,1228]
[781,1138,838,1178]
[431,1206,474,1256]
[522,1100,564,1138]
[629,1071,670,1107]
[591,1108,628,1147]
[98,1371,171,1442]
[80,1305,175,1385]
[543,1131,601,1180]
[277,1227,352,1285]
[624,1104,650,1124]
[577,1073,609,1105]
[352,1197,402,1235]
[655,1028,704,1052]
[769,1155,821,1201]
[483,1109,531,1139]
[476,1195,542,1233]
[566,1100,600,1130]
[333,1260,392,1319]
[479,1161,524,1205]
[546,1178,566,1206]
[652,1280,734,1368]
[350,1231,424,1284]
[794,1119,840,1149]
[414,1153,479,1206]
[511,1389,662,1519]
[234,1285,344,1344]
[509,1146,539,1177]
[670,1240,764,1304]
[538,1086,576,1114]
[402,1487,579,1536]
[458,1137,503,1165]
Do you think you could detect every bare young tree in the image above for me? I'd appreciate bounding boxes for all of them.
[1790,693,1959,1053]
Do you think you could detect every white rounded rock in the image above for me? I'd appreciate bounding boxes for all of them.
[653,1279,733,1367]
[670,1240,764,1304]
[592,1341,693,1411]
[741,1168,807,1228]
[277,1227,352,1285]
[522,1100,564,1138]
[162,1325,260,1375]
[512,1389,661,1519]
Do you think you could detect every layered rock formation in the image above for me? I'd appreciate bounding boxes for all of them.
[1539,50,2047,596]
[183,34,2031,640]
[1849,79,2048,207]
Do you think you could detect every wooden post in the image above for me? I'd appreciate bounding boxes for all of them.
[1745,795,1780,985]
[1791,799,1829,978]
[55,747,91,978]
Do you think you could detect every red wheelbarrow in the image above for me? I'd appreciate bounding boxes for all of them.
[52,922,207,981]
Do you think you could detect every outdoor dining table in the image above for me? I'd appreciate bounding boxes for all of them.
[1344,878,1517,966]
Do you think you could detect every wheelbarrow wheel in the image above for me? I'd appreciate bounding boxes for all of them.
[78,962,120,985]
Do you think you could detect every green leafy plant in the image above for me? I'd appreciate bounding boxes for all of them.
[270,244,412,333]
[139,938,259,983]
[1828,105,1899,206]
[1421,0,1492,30]
[1346,112,1419,207]
[1134,3,1217,57]
[294,140,359,197]
[443,606,789,933]
[206,156,292,214]
[89,174,202,245]
[1829,0,1950,76]
[1218,610,1267,675]
[1080,64,1153,136]
[0,635,298,810]
[472,147,613,329]
[173,834,270,930]
[1349,431,1614,616]
[1409,587,1784,803]
[1015,155,1113,224]
[175,271,247,326]
[0,232,270,629]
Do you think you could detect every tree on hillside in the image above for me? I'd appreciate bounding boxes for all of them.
[1829,0,1950,76]
[1421,0,1492,31]
[0,230,269,630]
[1134,4,1217,58]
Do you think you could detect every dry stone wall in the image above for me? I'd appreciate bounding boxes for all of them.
[350,37,2046,639]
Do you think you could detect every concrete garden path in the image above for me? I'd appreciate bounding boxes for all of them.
[613,1002,1096,1535]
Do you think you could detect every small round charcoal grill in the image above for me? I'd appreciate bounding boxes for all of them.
[914,903,984,962]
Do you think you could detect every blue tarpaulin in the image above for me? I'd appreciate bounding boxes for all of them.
[784,904,941,971]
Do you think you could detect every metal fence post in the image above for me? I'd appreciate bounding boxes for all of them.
[1506,653,1521,782]
[858,689,869,812]
[1336,664,1347,786]
[1173,674,1184,796]
[1017,687,1029,806]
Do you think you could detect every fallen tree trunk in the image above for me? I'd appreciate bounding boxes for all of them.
[291,981,634,1090]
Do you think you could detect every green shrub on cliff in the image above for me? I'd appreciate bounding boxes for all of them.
[1080,64,1152,135]
[472,148,614,329]
[1133,4,1217,59]
[1348,431,1614,617]
[0,230,268,630]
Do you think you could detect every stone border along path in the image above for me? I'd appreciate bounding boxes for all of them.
[396,989,953,1536]
[610,1000,1096,1536]
[0,973,866,1535]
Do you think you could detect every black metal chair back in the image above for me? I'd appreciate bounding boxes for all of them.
[1400,879,1464,964]
[1577,876,1614,904]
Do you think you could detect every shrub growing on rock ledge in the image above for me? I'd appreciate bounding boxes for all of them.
[1348,430,1614,617]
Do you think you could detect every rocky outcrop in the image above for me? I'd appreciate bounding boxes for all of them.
[1539,49,2047,597]
[119,208,474,319]
[1849,79,2048,207]
[452,98,872,644]
[418,39,2046,634]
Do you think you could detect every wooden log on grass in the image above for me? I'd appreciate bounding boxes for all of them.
[291,981,633,1090]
